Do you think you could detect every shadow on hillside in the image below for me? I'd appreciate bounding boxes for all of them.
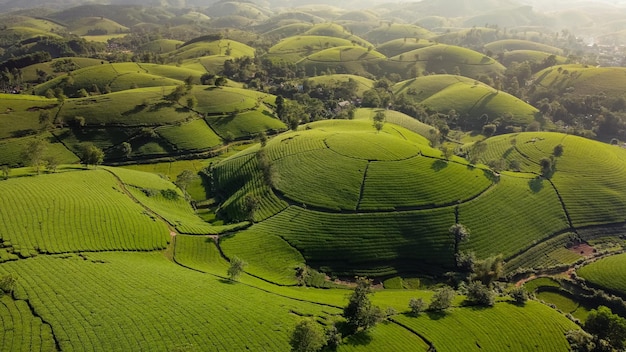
[528,176,544,193]
[122,104,147,116]
[262,109,274,118]
[219,278,236,284]
[149,101,175,111]
[342,329,373,347]
[426,310,447,320]
[431,159,448,172]
[503,147,514,159]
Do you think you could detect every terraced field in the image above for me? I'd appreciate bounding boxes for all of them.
[533,65,626,98]
[265,35,356,63]
[0,94,60,139]
[0,295,56,352]
[298,46,386,76]
[0,170,170,256]
[0,252,339,351]
[484,39,564,55]
[578,253,626,296]
[394,302,578,351]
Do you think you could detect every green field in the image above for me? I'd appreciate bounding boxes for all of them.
[266,35,356,63]
[394,301,578,351]
[578,253,626,296]
[484,39,564,55]
[363,23,434,44]
[533,64,626,99]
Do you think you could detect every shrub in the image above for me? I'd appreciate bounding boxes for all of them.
[429,286,455,311]
[409,297,426,316]
[465,281,495,307]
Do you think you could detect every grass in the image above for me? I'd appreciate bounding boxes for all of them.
[221,231,304,285]
[578,253,626,296]
[232,205,456,276]
[0,133,80,168]
[266,35,356,63]
[524,277,561,292]
[533,64,626,99]
[0,169,170,256]
[353,108,435,138]
[394,301,578,351]
[68,16,129,36]
[162,39,255,61]
[484,39,564,55]
[375,38,436,57]
[364,23,434,44]
[0,295,56,352]
[385,44,506,79]
[298,46,386,76]
[0,252,338,351]
[205,105,286,140]
[504,233,583,272]
[459,173,569,259]
[156,119,222,152]
[138,39,184,53]
[501,50,567,67]
[304,74,374,96]
[0,94,60,140]
[302,23,373,48]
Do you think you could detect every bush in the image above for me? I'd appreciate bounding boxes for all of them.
[160,189,179,200]
[510,286,529,305]
[429,286,455,311]
[409,297,426,316]
[465,281,495,307]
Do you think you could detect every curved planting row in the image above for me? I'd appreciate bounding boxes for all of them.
[578,253,626,296]
[393,302,577,351]
[239,206,456,276]
[459,174,569,259]
[504,232,582,272]
[0,295,56,352]
[359,156,492,210]
[0,253,338,351]
[0,170,169,255]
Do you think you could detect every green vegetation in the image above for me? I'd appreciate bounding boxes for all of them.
[485,39,564,55]
[578,253,626,296]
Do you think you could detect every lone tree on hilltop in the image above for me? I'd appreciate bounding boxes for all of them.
[227,256,246,281]
[373,111,385,133]
[81,143,104,169]
[449,223,470,265]
[343,277,383,333]
[289,319,326,352]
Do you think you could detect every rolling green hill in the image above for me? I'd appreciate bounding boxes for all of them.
[265,35,356,63]
[67,16,129,36]
[485,39,564,55]
[297,45,386,77]
[392,75,538,129]
[302,23,372,48]
[138,39,184,53]
[304,74,374,96]
[363,23,434,44]
[532,64,626,99]
[376,38,436,58]
[161,39,255,62]
[385,44,506,79]
[500,50,567,67]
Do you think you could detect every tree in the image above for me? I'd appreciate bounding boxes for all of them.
[0,274,16,296]
[275,95,285,120]
[585,306,626,349]
[343,277,383,333]
[409,297,426,316]
[121,142,132,159]
[540,157,554,178]
[165,85,186,102]
[428,286,455,311]
[469,140,487,164]
[44,155,58,173]
[175,170,196,195]
[186,96,197,109]
[227,256,246,281]
[289,319,325,352]
[473,255,504,286]
[256,131,268,147]
[38,110,52,130]
[553,144,564,157]
[1,165,9,180]
[72,115,86,128]
[449,224,470,264]
[465,281,495,307]
[373,111,385,132]
[214,76,227,87]
[509,287,529,305]
[243,193,260,221]
[81,144,104,168]
[22,138,47,174]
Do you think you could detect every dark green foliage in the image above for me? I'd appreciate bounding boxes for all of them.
[373,111,385,132]
[1,165,9,180]
[165,85,186,102]
[409,297,426,316]
[160,189,178,200]
[553,144,564,157]
[449,223,470,263]
[290,319,325,352]
[81,143,104,168]
[22,138,48,174]
[565,330,597,352]
[428,286,455,311]
[243,193,261,221]
[585,306,626,349]
[509,287,529,305]
[227,256,246,281]
[343,277,383,333]
[465,281,495,307]
[472,255,504,286]
[0,274,16,296]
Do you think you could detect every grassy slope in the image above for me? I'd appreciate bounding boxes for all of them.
[485,39,564,55]
[533,64,626,98]
[578,253,626,296]
[363,23,434,44]
[265,35,356,63]
[305,74,374,96]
